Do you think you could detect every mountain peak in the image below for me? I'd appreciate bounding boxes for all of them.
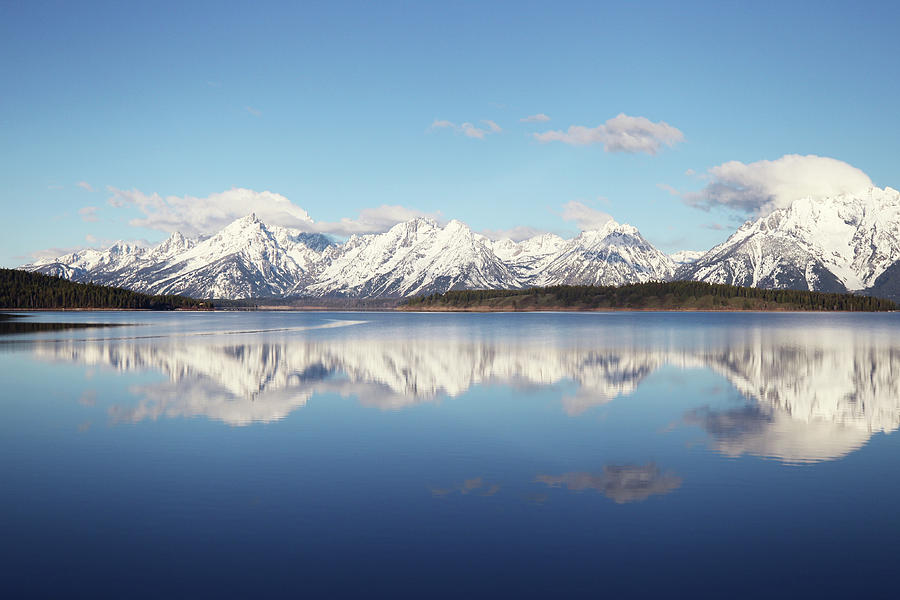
[576,219,639,240]
[222,213,268,234]
[389,216,439,233]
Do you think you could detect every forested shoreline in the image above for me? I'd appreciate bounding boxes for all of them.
[0,268,211,310]
[403,281,897,312]
[4,268,895,312]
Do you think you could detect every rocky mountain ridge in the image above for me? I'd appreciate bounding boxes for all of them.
[25,214,676,299]
[22,186,900,300]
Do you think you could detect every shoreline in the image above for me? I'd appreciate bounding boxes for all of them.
[396,306,893,313]
[2,305,894,314]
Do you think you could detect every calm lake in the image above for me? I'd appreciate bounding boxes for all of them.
[2,311,899,597]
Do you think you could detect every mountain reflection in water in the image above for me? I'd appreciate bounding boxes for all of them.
[31,326,900,464]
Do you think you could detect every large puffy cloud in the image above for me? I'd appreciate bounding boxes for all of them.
[108,187,314,237]
[561,200,614,231]
[106,187,439,238]
[535,113,684,154]
[685,154,874,215]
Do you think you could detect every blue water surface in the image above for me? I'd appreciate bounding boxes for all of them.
[1,311,899,598]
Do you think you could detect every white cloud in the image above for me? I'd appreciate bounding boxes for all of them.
[684,154,874,215]
[78,206,100,222]
[701,222,726,231]
[107,187,314,236]
[536,464,682,504]
[429,119,455,130]
[520,113,550,123]
[656,183,681,196]
[26,246,88,261]
[429,119,501,139]
[245,106,261,117]
[534,113,684,154]
[105,186,438,238]
[24,238,150,262]
[309,205,443,237]
[561,200,614,231]
[481,225,551,242]
[76,181,94,192]
[460,122,488,139]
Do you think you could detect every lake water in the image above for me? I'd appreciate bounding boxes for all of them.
[2,310,900,598]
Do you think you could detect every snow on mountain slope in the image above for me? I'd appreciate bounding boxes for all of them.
[491,233,568,280]
[21,214,696,299]
[302,218,522,297]
[679,187,900,292]
[125,214,330,298]
[534,220,675,287]
[25,214,333,299]
[669,250,705,266]
[28,242,150,288]
[43,202,900,300]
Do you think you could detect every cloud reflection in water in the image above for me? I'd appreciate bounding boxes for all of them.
[536,464,683,504]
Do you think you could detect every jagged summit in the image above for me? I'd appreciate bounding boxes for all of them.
[679,186,900,293]
[534,221,674,287]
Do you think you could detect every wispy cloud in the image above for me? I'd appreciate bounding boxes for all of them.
[308,205,443,237]
[245,106,261,117]
[429,119,502,139]
[480,225,553,242]
[78,206,100,222]
[535,113,684,154]
[560,200,614,231]
[24,246,87,261]
[656,183,681,196]
[76,181,94,192]
[482,119,501,133]
[520,113,550,123]
[683,154,874,216]
[24,237,151,262]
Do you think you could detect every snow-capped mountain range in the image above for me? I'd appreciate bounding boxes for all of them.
[24,213,674,299]
[22,186,900,300]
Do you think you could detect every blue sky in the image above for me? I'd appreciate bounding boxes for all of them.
[2,0,899,265]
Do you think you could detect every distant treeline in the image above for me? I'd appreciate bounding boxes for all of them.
[404,281,897,312]
[213,296,402,310]
[0,268,212,310]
